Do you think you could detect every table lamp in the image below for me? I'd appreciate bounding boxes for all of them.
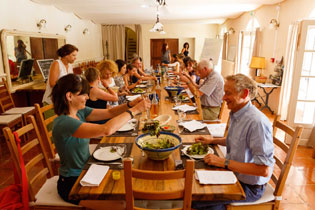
[250,56,267,83]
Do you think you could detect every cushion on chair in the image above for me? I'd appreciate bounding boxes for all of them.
[231,183,275,206]
[135,200,183,209]
[34,176,82,207]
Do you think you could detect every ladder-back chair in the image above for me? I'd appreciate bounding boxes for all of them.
[3,115,83,209]
[227,116,303,210]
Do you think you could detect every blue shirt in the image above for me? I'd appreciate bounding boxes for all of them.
[226,102,275,185]
[53,107,93,177]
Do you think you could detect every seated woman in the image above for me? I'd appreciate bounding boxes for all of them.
[183,57,201,85]
[96,60,119,106]
[165,54,183,74]
[123,64,142,91]
[114,59,129,104]
[51,73,150,204]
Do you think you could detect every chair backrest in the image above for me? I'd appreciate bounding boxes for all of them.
[271,115,303,199]
[3,115,54,202]
[217,101,225,121]
[124,159,194,210]
[34,103,57,160]
[0,78,15,112]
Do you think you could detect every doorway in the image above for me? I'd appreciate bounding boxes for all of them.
[150,39,178,68]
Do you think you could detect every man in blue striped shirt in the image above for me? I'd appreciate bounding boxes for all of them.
[192,74,275,210]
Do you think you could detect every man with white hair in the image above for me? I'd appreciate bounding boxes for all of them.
[180,59,224,120]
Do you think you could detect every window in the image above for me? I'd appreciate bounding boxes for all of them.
[239,18,260,75]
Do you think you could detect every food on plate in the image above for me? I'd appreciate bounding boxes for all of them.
[132,87,144,93]
[142,120,160,137]
[143,138,175,150]
[160,124,176,132]
[186,143,209,155]
[110,147,117,153]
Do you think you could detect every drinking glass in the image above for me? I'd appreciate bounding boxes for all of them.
[115,144,127,169]
[178,109,186,123]
[174,96,181,107]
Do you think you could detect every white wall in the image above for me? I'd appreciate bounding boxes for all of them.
[141,23,218,68]
[0,0,103,75]
[219,0,315,113]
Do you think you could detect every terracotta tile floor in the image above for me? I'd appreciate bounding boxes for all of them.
[0,105,314,210]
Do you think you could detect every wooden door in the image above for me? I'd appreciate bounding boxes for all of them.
[30,37,44,75]
[150,39,178,68]
[43,38,58,59]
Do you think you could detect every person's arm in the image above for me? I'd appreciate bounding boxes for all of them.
[124,75,141,90]
[74,98,150,137]
[48,61,60,87]
[168,51,171,63]
[204,155,271,177]
[179,74,202,96]
[195,136,226,146]
[93,86,118,102]
[181,48,185,54]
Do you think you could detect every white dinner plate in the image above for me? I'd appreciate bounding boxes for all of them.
[118,122,134,132]
[93,146,121,161]
[181,145,214,159]
[136,84,147,88]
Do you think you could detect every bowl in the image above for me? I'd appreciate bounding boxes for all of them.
[153,114,171,125]
[135,132,182,160]
[164,86,185,98]
[160,125,176,133]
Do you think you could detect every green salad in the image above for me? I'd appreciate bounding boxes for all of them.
[142,120,160,137]
[132,87,144,93]
[186,143,209,155]
[143,138,175,150]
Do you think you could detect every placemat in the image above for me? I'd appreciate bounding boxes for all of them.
[85,143,133,170]
[178,122,210,135]
[109,121,139,137]
[179,143,218,169]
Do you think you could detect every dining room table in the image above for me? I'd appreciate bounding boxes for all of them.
[68,78,245,204]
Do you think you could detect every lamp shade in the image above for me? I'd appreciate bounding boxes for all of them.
[250,56,265,69]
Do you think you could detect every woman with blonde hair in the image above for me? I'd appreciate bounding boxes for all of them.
[96,60,119,105]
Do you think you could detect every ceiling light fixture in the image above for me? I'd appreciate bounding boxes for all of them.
[149,13,166,34]
[64,24,72,32]
[37,19,47,30]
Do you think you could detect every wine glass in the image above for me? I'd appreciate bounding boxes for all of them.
[174,95,181,107]
[115,144,127,169]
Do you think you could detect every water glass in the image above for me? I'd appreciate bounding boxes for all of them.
[174,96,181,106]
[115,144,127,169]
[178,109,186,123]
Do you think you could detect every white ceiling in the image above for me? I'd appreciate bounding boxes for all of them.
[31,0,284,24]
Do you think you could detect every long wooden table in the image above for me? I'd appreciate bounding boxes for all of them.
[69,82,245,202]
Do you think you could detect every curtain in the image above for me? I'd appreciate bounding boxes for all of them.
[234,31,244,74]
[102,25,125,61]
[135,24,143,59]
[221,33,228,60]
[278,21,301,120]
[249,28,261,78]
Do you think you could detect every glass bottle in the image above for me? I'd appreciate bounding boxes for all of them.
[150,91,159,118]
[155,80,161,102]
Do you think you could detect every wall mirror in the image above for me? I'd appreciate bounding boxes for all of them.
[0,29,65,92]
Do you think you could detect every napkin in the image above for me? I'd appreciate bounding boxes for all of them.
[179,120,206,132]
[206,123,227,137]
[195,170,237,184]
[172,104,196,112]
[80,164,109,187]
[185,88,194,99]
[126,95,141,101]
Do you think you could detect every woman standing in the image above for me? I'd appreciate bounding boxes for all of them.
[181,42,189,57]
[14,40,31,64]
[52,74,150,204]
[161,43,171,64]
[42,44,78,105]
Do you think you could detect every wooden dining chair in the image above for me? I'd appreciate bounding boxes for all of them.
[124,158,195,210]
[0,78,35,125]
[226,115,303,210]
[34,103,97,175]
[3,115,84,209]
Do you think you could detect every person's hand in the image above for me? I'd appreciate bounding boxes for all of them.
[179,75,189,83]
[204,154,225,168]
[129,96,142,107]
[101,79,109,88]
[195,136,213,145]
[131,98,151,114]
